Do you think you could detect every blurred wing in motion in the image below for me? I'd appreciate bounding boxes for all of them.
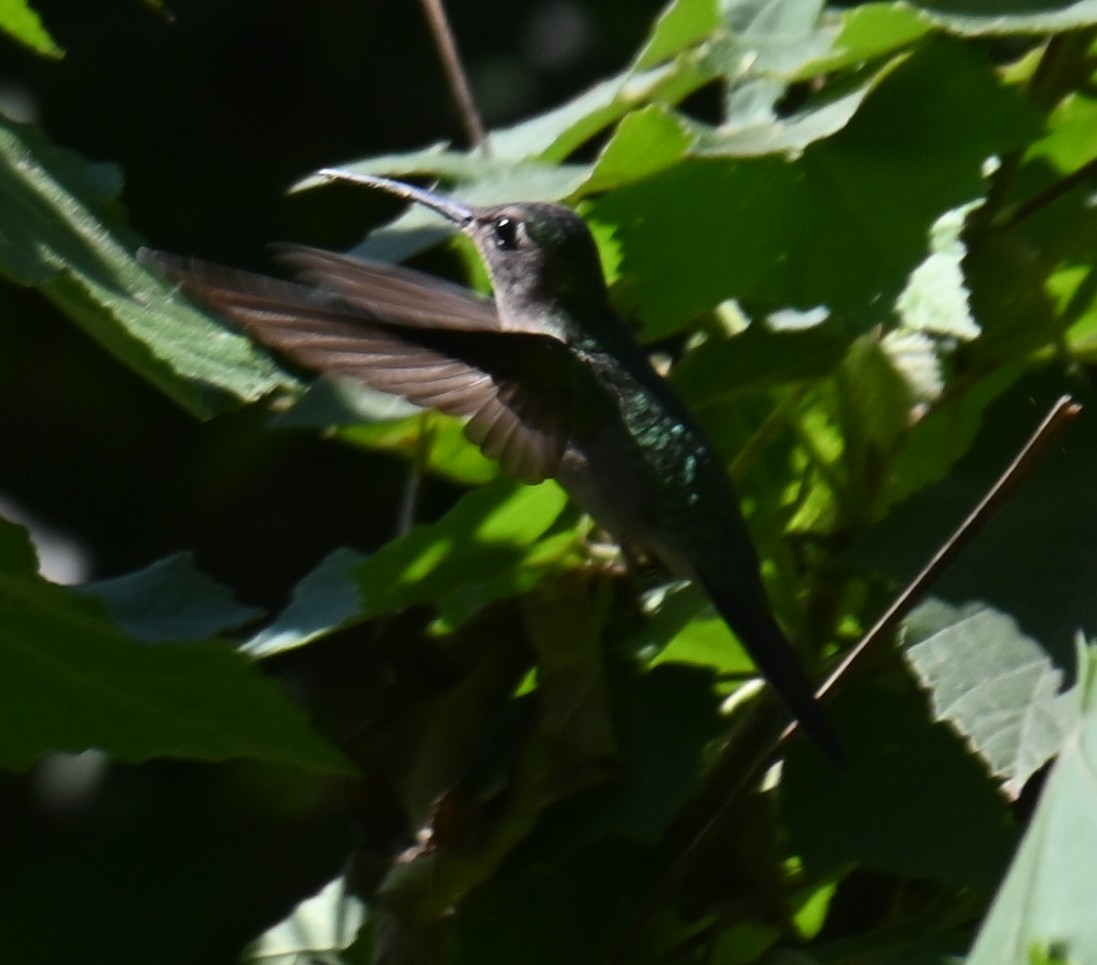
[140,247,599,483]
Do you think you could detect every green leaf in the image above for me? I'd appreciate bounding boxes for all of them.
[634,0,719,69]
[672,315,851,408]
[245,481,574,657]
[647,583,750,675]
[0,116,293,417]
[243,876,368,964]
[712,0,829,77]
[242,547,367,658]
[80,551,265,644]
[0,516,351,773]
[376,577,617,925]
[905,600,1080,797]
[967,652,1097,964]
[273,382,500,486]
[582,104,694,194]
[1008,93,1097,359]
[690,61,904,157]
[895,201,981,342]
[965,227,1064,362]
[340,416,500,486]
[910,0,1097,35]
[796,3,932,77]
[0,507,41,574]
[1023,90,1097,179]
[521,574,617,782]
[782,679,1017,890]
[837,334,916,511]
[883,364,1020,507]
[352,480,570,624]
[488,60,711,163]
[593,40,1040,337]
[450,666,726,964]
[0,0,63,57]
[850,374,1097,679]
[693,0,837,157]
[541,662,727,846]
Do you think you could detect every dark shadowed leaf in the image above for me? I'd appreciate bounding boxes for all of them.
[672,315,851,407]
[0,516,351,773]
[782,680,1017,891]
[372,579,617,926]
[80,551,265,644]
[849,376,1097,681]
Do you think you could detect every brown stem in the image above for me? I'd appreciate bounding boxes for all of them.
[396,415,436,536]
[418,0,488,150]
[997,156,1097,229]
[612,394,1081,964]
[811,393,1080,706]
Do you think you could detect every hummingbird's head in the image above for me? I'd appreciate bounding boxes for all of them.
[461,202,610,328]
[319,170,612,336]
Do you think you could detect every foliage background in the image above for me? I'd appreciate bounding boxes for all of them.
[3,0,1097,963]
[0,3,658,960]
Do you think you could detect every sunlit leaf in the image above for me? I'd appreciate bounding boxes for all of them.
[967,648,1097,964]
[634,0,719,69]
[796,3,932,77]
[592,42,1039,336]
[896,201,981,341]
[582,105,694,194]
[0,0,63,57]
[244,876,368,964]
[782,681,1017,890]
[0,116,293,417]
[905,600,1080,797]
[910,0,1097,35]
[488,61,711,163]
[244,481,574,657]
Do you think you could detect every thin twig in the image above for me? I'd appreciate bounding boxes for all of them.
[811,394,1080,706]
[612,394,1081,964]
[396,414,436,537]
[997,157,1097,229]
[418,0,488,150]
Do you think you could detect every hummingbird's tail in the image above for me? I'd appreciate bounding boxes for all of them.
[697,574,842,761]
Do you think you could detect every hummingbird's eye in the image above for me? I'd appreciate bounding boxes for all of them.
[492,217,521,250]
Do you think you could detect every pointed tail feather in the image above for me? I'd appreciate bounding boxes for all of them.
[698,575,842,761]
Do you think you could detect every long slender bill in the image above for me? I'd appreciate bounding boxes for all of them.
[318,169,473,225]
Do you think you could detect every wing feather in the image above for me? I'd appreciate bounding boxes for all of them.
[140,248,600,483]
[274,244,505,332]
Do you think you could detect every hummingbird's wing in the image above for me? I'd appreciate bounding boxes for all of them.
[274,244,506,332]
[140,249,597,484]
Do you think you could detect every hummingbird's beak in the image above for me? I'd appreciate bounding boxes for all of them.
[318,169,474,225]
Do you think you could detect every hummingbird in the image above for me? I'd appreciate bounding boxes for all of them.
[140,171,838,756]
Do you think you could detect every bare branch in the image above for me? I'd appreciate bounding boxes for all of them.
[418,0,488,150]
[614,394,1081,963]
